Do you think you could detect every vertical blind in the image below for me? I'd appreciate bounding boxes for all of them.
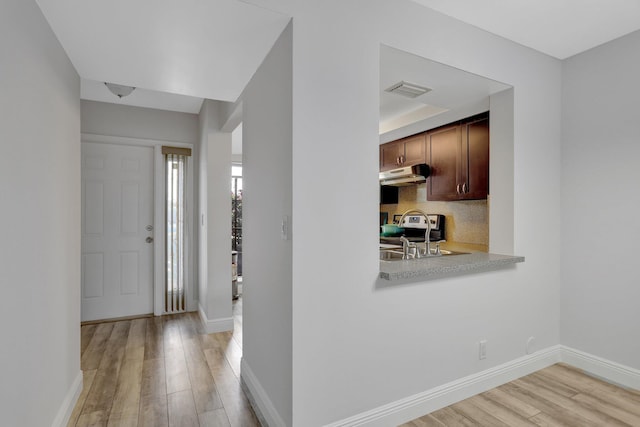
[163,146,191,313]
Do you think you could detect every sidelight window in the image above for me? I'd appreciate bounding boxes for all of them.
[163,146,191,313]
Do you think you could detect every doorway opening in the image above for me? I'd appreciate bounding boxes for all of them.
[231,164,243,298]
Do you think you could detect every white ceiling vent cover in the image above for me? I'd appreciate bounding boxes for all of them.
[385,81,431,98]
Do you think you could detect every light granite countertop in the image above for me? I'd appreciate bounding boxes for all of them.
[379,242,524,281]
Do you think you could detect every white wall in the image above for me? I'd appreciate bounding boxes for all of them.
[0,1,81,425]
[489,89,515,255]
[81,100,199,143]
[198,100,233,331]
[242,23,293,426]
[561,30,640,369]
[236,1,563,425]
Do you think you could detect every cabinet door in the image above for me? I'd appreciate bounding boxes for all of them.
[380,140,404,171]
[461,118,489,199]
[426,125,460,201]
[402,134,426,166]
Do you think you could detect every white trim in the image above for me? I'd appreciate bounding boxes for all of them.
[324,346,563,427]
[561,346,640,391]
[324,345,640,427]
[241,358,287,427]
[51,371,83,427]
[198,303,234,333]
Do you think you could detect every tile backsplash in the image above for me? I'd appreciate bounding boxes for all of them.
[380,183,489,251]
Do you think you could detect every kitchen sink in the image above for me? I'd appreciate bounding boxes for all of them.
[379,250,406,260]
[379,249,469,260]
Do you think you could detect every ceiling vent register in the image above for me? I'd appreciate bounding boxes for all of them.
[385,81,431,98]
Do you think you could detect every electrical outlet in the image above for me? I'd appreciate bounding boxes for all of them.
[479,340,487,360]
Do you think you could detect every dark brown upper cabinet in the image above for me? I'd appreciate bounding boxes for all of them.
[426,113,489,201]
[425,124,460,200]
[379,134,426,171]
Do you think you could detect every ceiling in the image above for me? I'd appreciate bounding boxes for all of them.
[410,0,640,60]
[380,45,511,134]
[36,0,640,118]
[36,0,290,112]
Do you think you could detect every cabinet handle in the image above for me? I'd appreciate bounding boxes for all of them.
[400,155,405,164]
[456,184,461,194]
[462,182,467,193]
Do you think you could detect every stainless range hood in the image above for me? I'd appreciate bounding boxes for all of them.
[379,163,430,186]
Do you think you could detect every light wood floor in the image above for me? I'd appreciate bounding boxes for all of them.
[70,298,640,427]
[401,363,640,426]
[68,297,259,427]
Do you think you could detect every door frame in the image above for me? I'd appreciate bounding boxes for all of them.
[82,133,196,316]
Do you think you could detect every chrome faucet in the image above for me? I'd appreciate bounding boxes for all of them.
[399,235,416,260]
[398,208,433,257]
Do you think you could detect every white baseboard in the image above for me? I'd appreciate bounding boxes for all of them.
[241,358,286,427]
[325,346,563,427]
[325,345,640,427]
[51,370,83,427]
[561,346,640,391]
[198,304,233,334]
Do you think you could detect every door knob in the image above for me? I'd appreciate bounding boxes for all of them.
[145,236,154,243]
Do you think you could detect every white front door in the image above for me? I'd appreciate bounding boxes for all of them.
[81,143,154,321]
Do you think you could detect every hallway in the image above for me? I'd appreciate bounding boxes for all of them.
[68,299,257,426]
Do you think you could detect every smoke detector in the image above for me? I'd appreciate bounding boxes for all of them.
[385,81,431,98]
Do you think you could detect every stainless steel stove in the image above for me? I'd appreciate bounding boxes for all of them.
[380,213,445,244]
